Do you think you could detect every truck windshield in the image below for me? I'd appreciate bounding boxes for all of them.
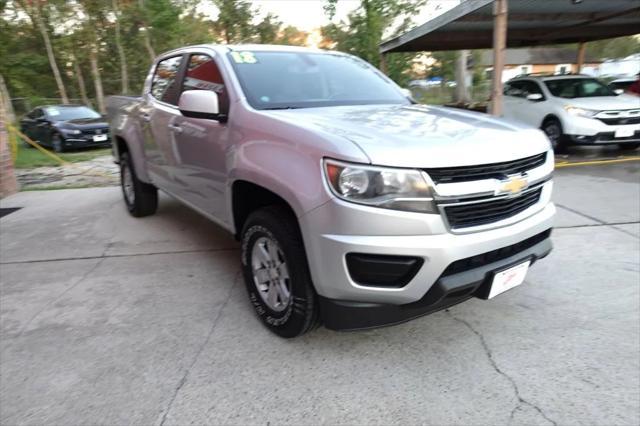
[227,50,409,110]
[544,78,616,99]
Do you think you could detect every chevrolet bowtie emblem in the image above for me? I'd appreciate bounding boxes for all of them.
[499,175,528,195]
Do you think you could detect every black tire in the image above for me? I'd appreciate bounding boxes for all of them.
[120,151,158,217]
[619,143,640,150]
[52,133,65,153]
[541,118,566,153]
[241,206,319,338]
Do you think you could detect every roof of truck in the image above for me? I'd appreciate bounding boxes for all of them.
[160,44,330,57]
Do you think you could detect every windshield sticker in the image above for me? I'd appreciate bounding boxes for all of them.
[46,107,60,116]
[231,51,258,64]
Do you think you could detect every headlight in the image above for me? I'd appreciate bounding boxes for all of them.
[564,105,598,118]
[61,128,82,135]
[323,159,436,213]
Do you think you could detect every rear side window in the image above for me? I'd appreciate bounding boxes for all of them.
[182,54,229,114]
[151,56,183,104]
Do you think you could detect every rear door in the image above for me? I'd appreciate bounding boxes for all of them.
[502,81,527,123]
[170,52,232,224]
[140,54,187,194]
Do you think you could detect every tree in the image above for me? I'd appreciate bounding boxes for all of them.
[15,0,69,103]
[112,0,129,94]
[254,13,281,44]
[214,0,254,43]
[321,0,426,85]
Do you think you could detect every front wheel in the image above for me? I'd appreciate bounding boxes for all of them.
[120,152,158,217]
[241,206,319,338]
[52,133,65,153]
[542,118,566,153]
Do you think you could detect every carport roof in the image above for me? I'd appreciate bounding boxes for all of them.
[380,0,640,53]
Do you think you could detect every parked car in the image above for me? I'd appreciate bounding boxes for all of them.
[502,74,640,151]
[20,105,110,152]
[107,45,555,338]
[608,77,636,93]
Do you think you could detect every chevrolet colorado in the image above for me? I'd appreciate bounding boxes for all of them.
[107,45,555,337]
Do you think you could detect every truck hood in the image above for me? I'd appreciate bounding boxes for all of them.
[559,95,640,111]
[265,104,550,168]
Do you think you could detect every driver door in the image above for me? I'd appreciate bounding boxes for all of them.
[171,53,231,224]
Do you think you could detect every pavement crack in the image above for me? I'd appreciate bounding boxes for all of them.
[156,270,241,426]
[0,247,239,265]
[448,311,557,426]
[555,203,638,239]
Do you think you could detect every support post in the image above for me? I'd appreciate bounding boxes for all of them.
[380,52,388,75]
[576,42,586,73]
[490,0,508,116]
[455,50,471,104]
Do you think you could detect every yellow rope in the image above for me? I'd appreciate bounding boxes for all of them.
[6,124,115,179]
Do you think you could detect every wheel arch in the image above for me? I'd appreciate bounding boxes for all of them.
[231,180,300,240]
[113,135,152,183]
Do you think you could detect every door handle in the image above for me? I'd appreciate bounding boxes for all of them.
[168,124,182,134]
[140,113,151,122]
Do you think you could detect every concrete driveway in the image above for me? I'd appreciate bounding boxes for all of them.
[1,161,639,425]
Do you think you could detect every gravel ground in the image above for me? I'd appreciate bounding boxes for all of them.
[15,155,119,189]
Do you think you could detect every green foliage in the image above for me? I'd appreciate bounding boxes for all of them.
[320,0,426,86]
[1,0,309,107]
[584,36,640,60]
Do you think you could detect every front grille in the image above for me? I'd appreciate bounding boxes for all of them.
[443,187,543,229]
[82,128,108,136]
[423,153,547,184]
[597,116,640,125]
[441,229,551,277]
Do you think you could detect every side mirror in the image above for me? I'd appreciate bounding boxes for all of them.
[614,88,624,95]
[526,93,543,102]
[178,90,224,121]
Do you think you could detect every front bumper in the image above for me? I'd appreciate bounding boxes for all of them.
[320,230,552,330]
[300,182,555,306]
[568,131,640,145]
[62,135,111,148]
[563,115,640,143]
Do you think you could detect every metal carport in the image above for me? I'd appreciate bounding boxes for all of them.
[380,0,640,115]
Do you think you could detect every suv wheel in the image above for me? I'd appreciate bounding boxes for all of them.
[52,133,65,153]
[241,206,319,338]
[120,152,158,217]
[542,118,565,152]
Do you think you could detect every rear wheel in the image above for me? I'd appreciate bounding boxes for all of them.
[120,152,158,217]
[542,118,566,153]
[241,206,319,338]
[619,143,640,150]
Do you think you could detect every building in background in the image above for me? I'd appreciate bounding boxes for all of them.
[480,47,603,81]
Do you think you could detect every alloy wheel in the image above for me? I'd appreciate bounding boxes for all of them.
[251,236,291,312]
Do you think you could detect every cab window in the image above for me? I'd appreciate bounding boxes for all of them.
[151,56,184,105]
[181,54,229,114]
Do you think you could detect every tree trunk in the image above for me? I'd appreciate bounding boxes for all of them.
[113,0,129,94]
[138,0,156,61]
[70,54,92,108]
[89,45,106,114]
[32,5,69,104]
[0,74,16,124]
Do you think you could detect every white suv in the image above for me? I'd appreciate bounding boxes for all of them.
[503,74,640,151]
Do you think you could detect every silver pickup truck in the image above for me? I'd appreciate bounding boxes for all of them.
[107,44,555,337]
